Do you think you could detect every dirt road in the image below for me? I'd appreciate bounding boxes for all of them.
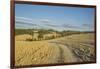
[49,41,77,63]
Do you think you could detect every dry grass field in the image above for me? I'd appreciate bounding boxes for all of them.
[15,33,95,66]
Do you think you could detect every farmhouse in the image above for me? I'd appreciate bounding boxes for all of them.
[32,30,39,40]
[32,30,61,40]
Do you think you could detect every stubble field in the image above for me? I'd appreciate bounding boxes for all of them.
[15,33,95,66]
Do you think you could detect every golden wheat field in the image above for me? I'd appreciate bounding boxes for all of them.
[15,33,95,66]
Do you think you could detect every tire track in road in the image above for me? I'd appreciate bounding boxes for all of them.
[50,42,77,63]
[57,44,64,63]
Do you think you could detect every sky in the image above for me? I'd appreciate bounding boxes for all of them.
[15,4,95,31]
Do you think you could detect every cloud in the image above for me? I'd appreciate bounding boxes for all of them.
[15,16,33,21]
[62,24,80,29]
[16,20,37,26]
[44,24,60,27]
[40,18,51,23]
[82,24,94,30]
[82,24,92,27]
[40,18,61,27]
[15,16,37,26]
